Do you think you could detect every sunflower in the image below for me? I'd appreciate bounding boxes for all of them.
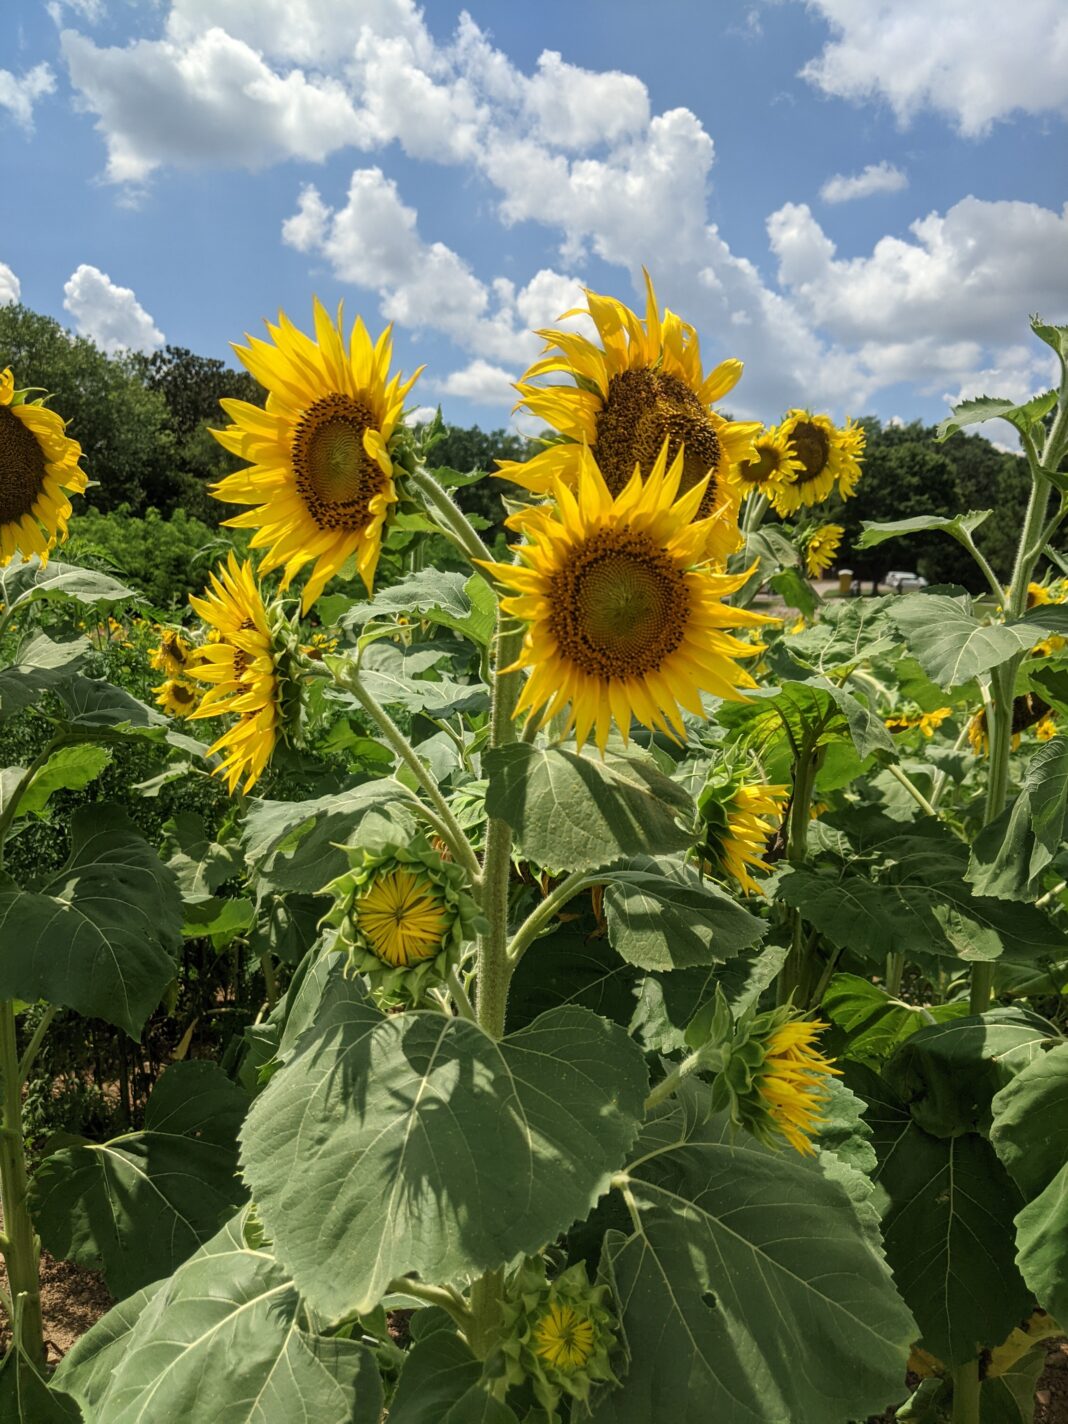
[154,678,198,719]
[804,523,844,578]
[150,628,195,680]
[187,553,281,793]
[484,444,775,753]
[1036,713,1058,741]
[498,273,760,565]
[211,299,421,611]
[755,1019,839,1156]
[500,1261,619,1417]
[726,423,803,504]
[355,868,449,968]
[534,1304,597,1372]
[0,367,86,565]
[770,410,865,516]
[702,779,788,896]
[884,706,952,738]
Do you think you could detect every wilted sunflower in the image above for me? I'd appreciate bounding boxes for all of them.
[726,423,803,504]
[499,273,760,564]
[211,298,421,611]
[804,523,844,578]
[188,554,281,793]
[484,444,775,753]
[701,776,788,896]
[756,1018,840,1156]
[770,410,865,515]
[0,367,86,565]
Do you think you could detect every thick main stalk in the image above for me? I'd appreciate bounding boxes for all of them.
[0,1000,45,1366]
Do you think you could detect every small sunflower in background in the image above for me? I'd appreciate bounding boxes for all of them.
[726,422,803,505]
[153,679,198,719]
[187,553,303,793]
[770,410,865,515]
[150,627,199,714]
[484,443,776,753]
[884,706,952,738]
[327,837,483,1001]
[803,522,844,578]
[499,272,760,565]
[0,367,86,565]
[698,766,788,896]
[1036,712,1058,740]
[211,298,422,611]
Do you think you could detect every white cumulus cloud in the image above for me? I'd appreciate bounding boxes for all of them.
[820,161,907,204]
[0,261,20,305]
[0,63,56,131]
[431,360,518,407]
[800,0,1068,136]
[62,264,165,353]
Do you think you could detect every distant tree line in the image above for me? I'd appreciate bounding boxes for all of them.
[1,302,1050,590]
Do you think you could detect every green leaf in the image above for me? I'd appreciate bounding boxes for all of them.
[507,927,639,1035]
[19,743,112,817]
[163,810,244,900]
[725,678,894,758]
[594,1110,915,1422]
[968,737,1068,898]
[0,805,182,1036]
[240,1002,648,1318]
[0,634,89,718]
[784,598,899,676]
[990,1043,1068,1322]
[341,569,496,646]
[52,1215,384,1424]
[181,894,255,941]
[1031,314,1068,365]
[860,1069,1030,1366]
[0,559,138,612]
[387,1320,484,1424]
[0,1354,80,1423]
[485,743,696,874]
[884,1008,1056,1138]
[888,593,1042,687]
[602,855,765,970]
[981,1341,1049,1424]
[856,511,992,549]
[31,1061,250,1297]
[243,780,418,892]
[778,817,1065,967]
[768,566,818,620]
[250,889,326,966]
[936,391,1058,441]
[629,946,788,1054]
[53,675,200,757]
[821,973,968,1068]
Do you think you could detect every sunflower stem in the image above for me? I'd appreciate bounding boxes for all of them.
[385,1276,473,1330]
[507,872,599,967]
[407,465,496,569]
[333,663,483,888]
[0,1000,46,1367]
[951,1358,981,1424]
[778,736,821,1007]
[886,762,939,817]
[644,1049,705,1113]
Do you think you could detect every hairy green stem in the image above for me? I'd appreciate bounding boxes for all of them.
[334,664,482,888]
[778,738,820,1006]
[885,952,905,998]
[507,871,598,967]
[644,1049,704,1113]
[446,966,477,1023]
[16,1005,56,1086]
[0,1001,45,1365]
[386,1275,473,1329]
[951,1358,981,1424]
[1036,878,1067,909]
[407,465,496,569]
[887,762,939,817]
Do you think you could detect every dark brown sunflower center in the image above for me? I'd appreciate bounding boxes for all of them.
[0,404,47,525]
[170,682,196,706]
[592,369,721,517]
[737,444,780,485]
[548,528,690,680]
[789,420,830,484]
[291,394,385,531]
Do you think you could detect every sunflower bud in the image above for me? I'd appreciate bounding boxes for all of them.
[499,1260,619,1420]
[325,836,483,1003]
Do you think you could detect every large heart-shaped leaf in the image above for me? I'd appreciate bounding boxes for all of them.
[888,594,1042,687]
[240,1001,648,1318]
[0,805,182,1036]
[485,743,695,873]
[968,738,1068,899]
[0,634,89,718]
[603,856,765,970]
[593,1107,915,1422]
[52,1215,383,1424]
[0,558,138,612]
[31,1061,250,1296]
[340,569,496,647]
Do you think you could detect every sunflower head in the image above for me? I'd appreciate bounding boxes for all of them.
[483,443,776,754]
[0,367,87,567]
[187,553,307,793]
[150,627,195,679]
[210,298,421,612]
[325,836,483,1002]
[803,522,844,578]
[726,423,803,505]
[697,760,787,897]
[884,705,952,739]
[690,1003,839,1156]
[1035,712,1058,741]
[499,1259,619,1418]
[498,273,759,566]
[770,410,865,516]
[154,678,199,719]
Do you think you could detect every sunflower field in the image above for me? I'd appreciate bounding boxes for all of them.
[0,280,1066,1424]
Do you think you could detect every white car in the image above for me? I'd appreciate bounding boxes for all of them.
[884,570,929,593]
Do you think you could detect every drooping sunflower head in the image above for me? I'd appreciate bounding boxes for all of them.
[803,522,844,578]
[770,410,865,516]
[484,444,776,754]
[326,837,483,1000]
[500,1260,619,1415]
[154,678,199,719]
[726,423,803,504]
[211,298,422,612]
[187,553,305,794]
[498,273,760,565]
[753,1016,841,1156]
[0,367,87,567]
[698,763,788,897]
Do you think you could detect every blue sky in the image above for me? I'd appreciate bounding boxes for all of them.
[2,0,1066,436]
